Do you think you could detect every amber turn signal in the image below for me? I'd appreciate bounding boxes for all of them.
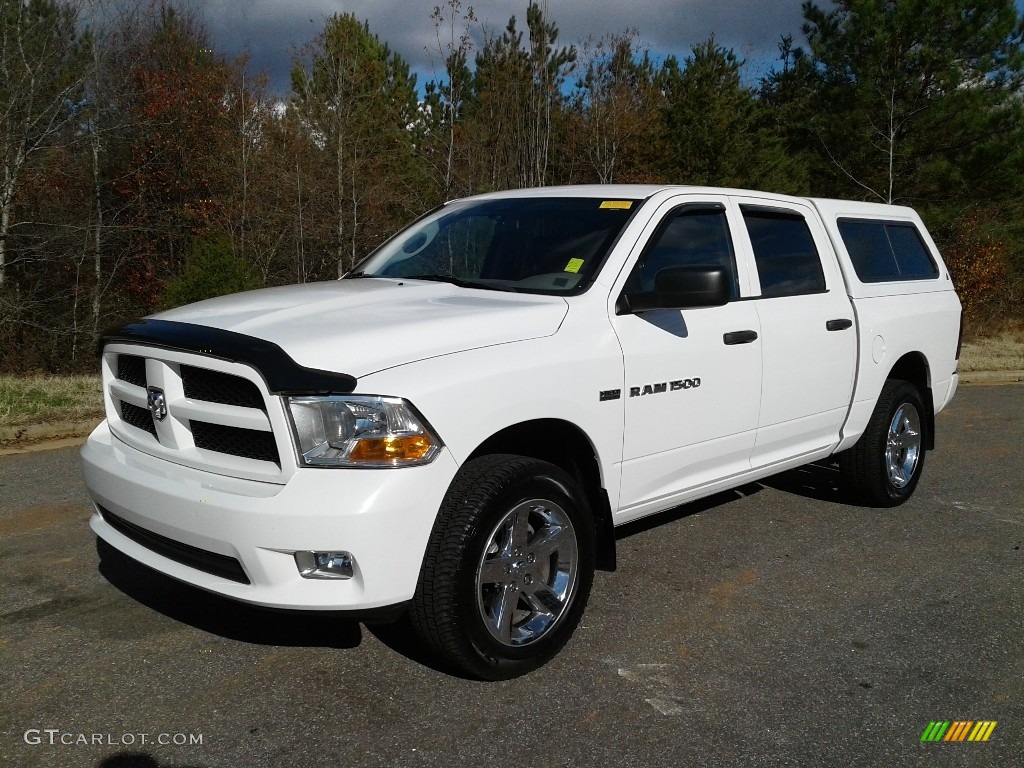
[347,435,435,463]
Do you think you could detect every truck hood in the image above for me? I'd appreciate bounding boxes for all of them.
[153,279,569,377]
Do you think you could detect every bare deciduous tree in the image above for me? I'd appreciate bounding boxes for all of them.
[0,0,88,288]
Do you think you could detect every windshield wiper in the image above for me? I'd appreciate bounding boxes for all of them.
[403,274,517,292]
[343,271,374,279]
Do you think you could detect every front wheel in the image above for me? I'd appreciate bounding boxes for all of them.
[409,454,595,680]
[840,379,928,507]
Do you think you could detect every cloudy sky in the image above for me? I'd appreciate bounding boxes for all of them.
[194,0,1024,94]
[196,0,815,94]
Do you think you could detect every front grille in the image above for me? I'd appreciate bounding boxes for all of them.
[182,365,265,411]
[117,354,147,387]
[120,400,157,437]
[99,505,250,584]
[191,421,279,465]
[107,347,283,476]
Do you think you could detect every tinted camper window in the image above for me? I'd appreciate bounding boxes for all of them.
[838,219,938,282]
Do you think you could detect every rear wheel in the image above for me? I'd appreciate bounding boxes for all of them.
[840,379,927,507]
[410,454,594,680]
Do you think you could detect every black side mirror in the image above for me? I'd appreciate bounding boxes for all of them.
[617,266,731,314]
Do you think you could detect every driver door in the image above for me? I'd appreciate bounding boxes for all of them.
[611,196,762,520]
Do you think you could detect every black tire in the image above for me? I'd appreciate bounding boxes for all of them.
[840,379,928,507]
[409,454,595,680]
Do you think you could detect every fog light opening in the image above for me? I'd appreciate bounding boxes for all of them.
[295,551,354,580]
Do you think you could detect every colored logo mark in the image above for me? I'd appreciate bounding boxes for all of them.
[921,721,997,742]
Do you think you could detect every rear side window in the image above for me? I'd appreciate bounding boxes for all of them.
[837,219,938,282]
[741,207,826,298]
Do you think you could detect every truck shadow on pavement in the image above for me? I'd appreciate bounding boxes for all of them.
[98,753,206,768]
[758,458,861,506]
[363,616,470,678]
[96,539,471,677]
[92,457,856,677]
[615,459,858,541]
[96,539,362,649]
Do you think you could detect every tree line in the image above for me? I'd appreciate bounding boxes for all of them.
[1,0,1022,372]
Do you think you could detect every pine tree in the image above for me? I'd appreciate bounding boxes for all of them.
[291,14,420,276]
[798,0,1024,205]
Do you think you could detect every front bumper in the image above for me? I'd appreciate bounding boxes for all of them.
[81,421,458,611]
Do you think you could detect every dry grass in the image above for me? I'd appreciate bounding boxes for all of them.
[959,329,1024,372]
[0,374,104,428]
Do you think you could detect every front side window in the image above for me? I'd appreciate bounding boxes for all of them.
[624,206,739,298]
[837,219,939,282]
[742,207,826,298]
[347,197,639,294]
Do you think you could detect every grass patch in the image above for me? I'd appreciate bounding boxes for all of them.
[958,323,1024,374]
[0,374,104,428]
[959,329,1024,372]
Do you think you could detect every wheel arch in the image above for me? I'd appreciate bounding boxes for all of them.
[467,418,616,572]
[886,352,935,450]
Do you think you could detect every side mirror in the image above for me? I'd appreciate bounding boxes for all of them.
[617,266,731,314]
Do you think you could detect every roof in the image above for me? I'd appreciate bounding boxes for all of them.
[456,185,920,218]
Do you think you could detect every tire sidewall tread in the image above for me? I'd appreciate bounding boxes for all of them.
[409,454,595,680]
[841,379,928,508]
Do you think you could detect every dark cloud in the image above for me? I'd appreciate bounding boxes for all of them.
[197,0,813,94]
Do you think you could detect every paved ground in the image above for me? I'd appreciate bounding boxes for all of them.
[1,385,1021,768]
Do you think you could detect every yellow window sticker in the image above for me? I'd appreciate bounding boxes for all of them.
[564,258,585,274]
[599,200,632,210]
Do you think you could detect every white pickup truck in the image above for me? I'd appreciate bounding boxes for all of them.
[81,185,962,679]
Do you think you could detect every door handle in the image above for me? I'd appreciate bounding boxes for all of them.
[826,319,853,331]
[723,330,758,345]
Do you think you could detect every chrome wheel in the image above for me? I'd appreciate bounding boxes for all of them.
[411,455,595,679]
[840,380,928,508]
[475,498,579,647]
[885,402,921,488]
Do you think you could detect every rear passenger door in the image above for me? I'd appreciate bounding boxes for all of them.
[733,198,857,468]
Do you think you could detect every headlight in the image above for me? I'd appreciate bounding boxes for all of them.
[285,395,442,468]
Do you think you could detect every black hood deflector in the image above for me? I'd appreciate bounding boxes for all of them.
[101,319,358,395]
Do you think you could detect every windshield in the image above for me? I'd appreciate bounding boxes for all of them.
[347,197,640,294]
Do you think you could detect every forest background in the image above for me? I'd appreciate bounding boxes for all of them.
[0,0,1022,373]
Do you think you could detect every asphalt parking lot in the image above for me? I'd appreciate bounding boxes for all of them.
[1,384,1021,768]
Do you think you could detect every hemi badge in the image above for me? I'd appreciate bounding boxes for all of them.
[599,389,621,402]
